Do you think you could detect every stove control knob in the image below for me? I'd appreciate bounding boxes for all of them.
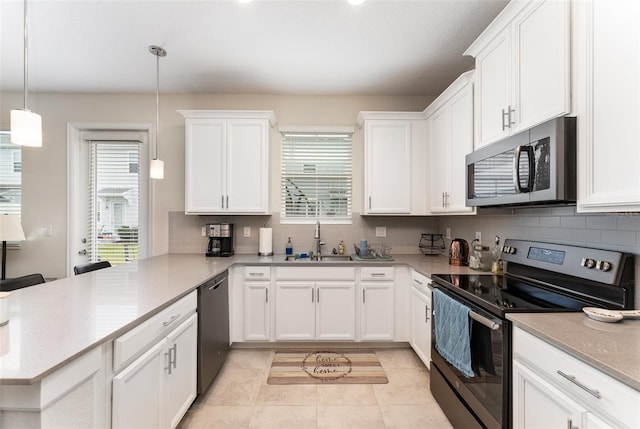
[596,260,612,272]
[502,246,510,254]
[508,247,517,254]
[581,258,596,269]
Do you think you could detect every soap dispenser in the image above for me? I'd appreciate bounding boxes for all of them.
[338,240,345,255]
[286,237,293,256]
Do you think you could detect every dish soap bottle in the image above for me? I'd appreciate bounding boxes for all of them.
[286,237,293,256]
[338,240,345,255]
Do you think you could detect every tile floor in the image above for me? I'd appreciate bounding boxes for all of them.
[178,347,453,429]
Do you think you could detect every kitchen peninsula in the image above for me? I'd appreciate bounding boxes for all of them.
[0,254,638,428]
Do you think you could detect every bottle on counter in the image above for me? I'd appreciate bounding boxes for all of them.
[286,237,293,255]
[338,240,345,255]
[491,235,503,274]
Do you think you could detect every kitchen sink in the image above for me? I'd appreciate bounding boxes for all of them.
[283,255,353,262]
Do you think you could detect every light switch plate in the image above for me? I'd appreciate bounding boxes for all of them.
[201,226,206,237]
[446,227,451,239]
[376,226,386,237]
[243,226,251,237]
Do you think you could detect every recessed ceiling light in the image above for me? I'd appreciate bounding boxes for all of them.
[348,0,366,5]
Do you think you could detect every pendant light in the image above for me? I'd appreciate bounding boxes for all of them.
[10,0,42,147]
[149,45,166,180]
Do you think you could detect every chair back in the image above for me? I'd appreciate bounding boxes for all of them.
[0,273,46,292]
[73,261,112,275]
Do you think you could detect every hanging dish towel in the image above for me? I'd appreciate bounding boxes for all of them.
[433,288,474,378]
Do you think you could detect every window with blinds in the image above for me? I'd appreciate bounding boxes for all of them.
[0,132,21,217]
[87,141,140,265]
[281,131,352,223]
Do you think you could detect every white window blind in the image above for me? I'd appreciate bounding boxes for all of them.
[0,132,21,217]
[88,141,140,265]
[281,131,352,222]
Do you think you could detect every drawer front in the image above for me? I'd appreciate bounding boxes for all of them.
[275,266,356,281]
[411,270,431,292]
[244,266,271,280]
[513,327,640,426]
[113,291,197,372]
[360,266,394,281]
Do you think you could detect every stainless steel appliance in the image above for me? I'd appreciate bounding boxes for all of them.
[430,239,634,429]
[448,238,469,266]
[206,223,234,257]
[197,271,230,395]
[466,117,576,207]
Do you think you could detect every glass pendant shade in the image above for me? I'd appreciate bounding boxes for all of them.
[10,108,42,147]
[150,158,164,179]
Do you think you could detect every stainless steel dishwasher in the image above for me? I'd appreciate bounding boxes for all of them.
[197,271,230,395]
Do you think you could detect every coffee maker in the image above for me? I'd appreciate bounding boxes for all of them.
[206,223,234,257]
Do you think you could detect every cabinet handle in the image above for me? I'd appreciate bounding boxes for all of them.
[425,304,429,323]
[249,272,264,277]
[557,370,601,399]
[442,192,445,207]
[316,288,320,303]
[312,288,315,303]
[363,289,366,303]
[501,108,509,131]
[508,106,515,128]
[165,350,172,374]
[265,289,269,303]
[444,192,449,208]
[226,195,229,208]
[171,343,178,369]
[221,195,224,208]
[413,279,423,285]
[369,196,372,210]
[371,273,386,277]
[163,314,180,327]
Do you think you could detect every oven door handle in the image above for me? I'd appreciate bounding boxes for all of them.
[469,310,502,330]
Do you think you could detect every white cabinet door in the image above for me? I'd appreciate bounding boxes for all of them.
[411,287,431,369]
[513,0,570,134]
[226,119,269,212]
[244,281,271,341]
[364,120,411,214]
[575,0,640,212]
[316,282,356,340]
[427,71,475,215]
[360,282,394,340]
[165,314,198,429]
[475,30,511,148]
[470,0,570,148]
[112,340,166,429]
[513,360,586,429]
[275,282,315,340]
[185,119,225,213]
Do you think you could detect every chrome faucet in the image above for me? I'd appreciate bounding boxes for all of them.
[314,221,325,259]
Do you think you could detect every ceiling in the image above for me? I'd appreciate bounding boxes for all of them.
[0,0,508,96]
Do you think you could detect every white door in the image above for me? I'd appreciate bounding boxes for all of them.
[68,125,151,276]
[360,282,394,340]
[429,106,451,213]
[165,314,198,429]
[448,83,474,213]
[275,281,315,340]
[316,282,356,340]
[112,339,166,429]
[244,281,271,340]
[411,288,431,368]
[185,119,225,213]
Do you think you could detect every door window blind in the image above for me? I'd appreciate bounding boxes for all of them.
[0,132,21,217]
[88,141,141,265]
[281,132,352,222]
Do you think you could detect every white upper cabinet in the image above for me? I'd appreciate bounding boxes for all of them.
[179,110,276,215]
[573,0,640,212]
[466,0,570,149]
[357,112,428,215]
[425,71,476,215]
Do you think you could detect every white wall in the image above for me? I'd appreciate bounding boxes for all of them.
[0,91,431,279]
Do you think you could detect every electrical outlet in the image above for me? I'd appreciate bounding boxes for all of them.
[376,226,386,237]
[243,226,251,237]
[44,224,53,236]
[476,231,482,242]
[445,227,451,239]
[201,226,206,237]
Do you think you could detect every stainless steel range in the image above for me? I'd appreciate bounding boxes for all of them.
[430,239,635,429]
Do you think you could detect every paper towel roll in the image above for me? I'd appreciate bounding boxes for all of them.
[259,228,273,256]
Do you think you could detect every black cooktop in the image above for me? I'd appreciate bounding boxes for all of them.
[432,273,592,317]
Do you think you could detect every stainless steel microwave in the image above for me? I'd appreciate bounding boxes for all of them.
[466,117,576,207]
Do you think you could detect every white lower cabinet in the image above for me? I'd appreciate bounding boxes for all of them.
[360,267,394,341]
[275,281,356,340]
[112,292,198,429]
[513,327,640,429]
[410,270,431,368]
[274,267,356,341]
[244,266,272,341]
